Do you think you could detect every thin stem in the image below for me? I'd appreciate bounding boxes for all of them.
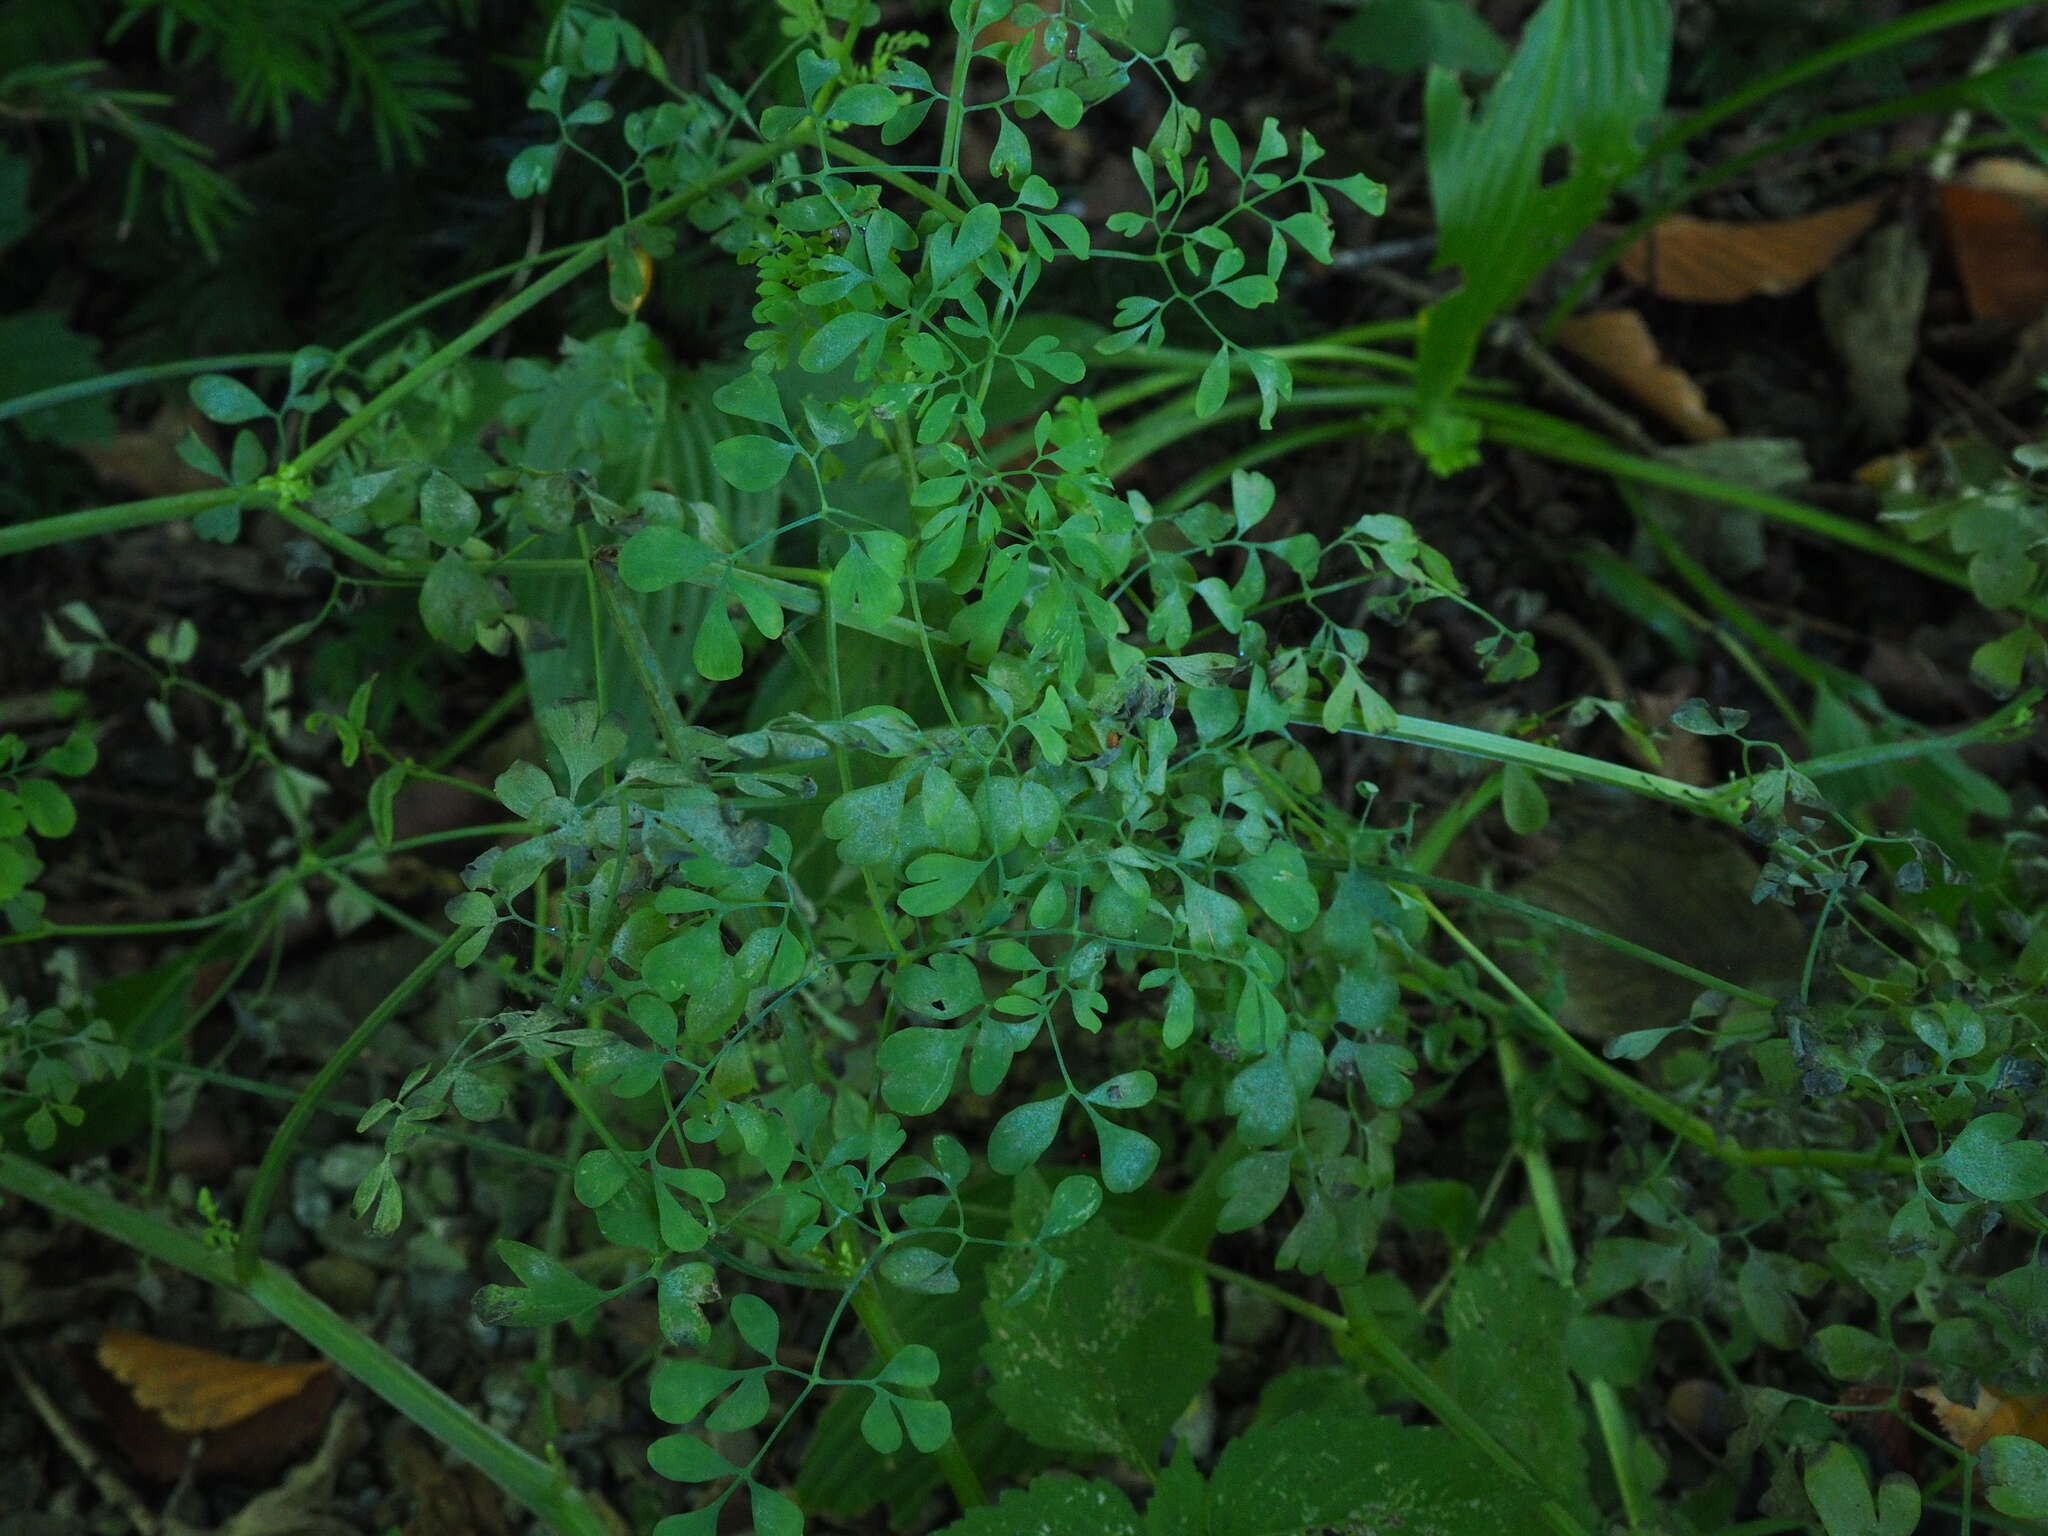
[846,1277,987,1510]
[1495,1035,1648,1531]
[0,487,251,560]
[236,931,465,1281]
[1639,0,2033,170]
[0,353,293,427]
[0,1151,611,1536]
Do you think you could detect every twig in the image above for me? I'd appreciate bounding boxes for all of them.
[0,1338,166,1536]
[1490,318,1664,456]
[1929,14,2018,183]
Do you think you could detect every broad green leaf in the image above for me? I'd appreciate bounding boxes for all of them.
[732,1292,780,1358]
[901,852,987,916]
[1415,0,1670,451]
[1985,1435,2048,1520]
[647,1432,734,1483]
[1442,1214,1590,1508]
[18,779,75,838]
[1208,1410,1538,1534]
[1941,1113,2048,1202]
[831,83,899,125]
[989,1096,1063,1174]
[800,310,889,373]
[419,470,481,546]
[932,1476,1141,1536]
[982,1179,1216,1463]
[419,553,502,652]
[1218,1150,1292,1233]
[1803,1443,1880,1536]
[1233,842,1319,932]
[692,600,744,681]
[620,525,719,592]
[712,434,798,492]
[749,1484,801,1536]
[472,1238,608,1327]
[188,373,269,425]
[713,368,787,428]
[1500,763,1549,834]
[651,1359,741,1433]
[1092,1118,1159,1194]
[1038,1175,1102,1240]
[1195,345,1231,418]
[878,1027,965,1115]
[539,700,625,799]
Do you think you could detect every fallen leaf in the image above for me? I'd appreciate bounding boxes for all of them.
[1620,197,1886,303]
[1498,809,1806,1043]
[1916,1384,2048,1454]
[76,1331,339,1483]
[1554,308,1728,440]
[1939,177,2048,323]
[98,1330,332,1433]
[71,404,220,500]
[1958,155,2048,205]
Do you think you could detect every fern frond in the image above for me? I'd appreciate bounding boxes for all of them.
[0,59,246,257]
[109,0,473,168]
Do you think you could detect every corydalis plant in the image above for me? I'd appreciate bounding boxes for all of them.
[300,0,1534,1528]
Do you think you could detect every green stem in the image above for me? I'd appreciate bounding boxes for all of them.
[2,135,803,566]
[593,556,706,771]
[847,1276,987,1510]
[236,930,465,1281]
[1471,405,2004,605]
[1638,0,2034,169]
[1355,861,1775,1007]
[1337,709,1736,819]
[1494,1035,1648,1531]
[1337,1290,1594,1536]
[0,487,253,559]
[0,353,293,427]
[1420,893,1913,1175]
[0,1151,609,1536]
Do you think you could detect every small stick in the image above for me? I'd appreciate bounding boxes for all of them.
[0,1338,165,1536]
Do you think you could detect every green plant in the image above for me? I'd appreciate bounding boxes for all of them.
[5,1,2048,1533]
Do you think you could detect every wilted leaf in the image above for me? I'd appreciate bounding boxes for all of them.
[1619,197,1885,303]
[1916,1384,2048,1454]
[1939,162,2048,323]
[1554,308,1727,441]
[79,1330,339,1483]
[1500,810,1805,1042]
[97,1331,333,1433]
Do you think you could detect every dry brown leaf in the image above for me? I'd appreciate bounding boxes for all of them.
[1915,1384,2048,1453]
[1554,308,1728,441]
[97,1330,332,1434]
[1959,155,2048,205]
[1939,180,2048,323]
[75,1333,339,1483]
[1620,197,1886,303]
[72,404,220,500]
